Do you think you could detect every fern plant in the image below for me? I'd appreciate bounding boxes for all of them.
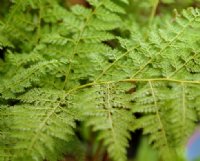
[0,0,200,161]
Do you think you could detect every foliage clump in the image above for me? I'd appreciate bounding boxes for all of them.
[0,0,200,161]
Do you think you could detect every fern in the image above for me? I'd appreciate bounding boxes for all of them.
[0,0,200,161]
[75,83,134,161]
[2,88,77,161]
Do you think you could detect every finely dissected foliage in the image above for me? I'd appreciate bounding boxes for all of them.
[0,0,200,161]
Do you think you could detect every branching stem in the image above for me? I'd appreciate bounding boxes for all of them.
[67,77,200,94]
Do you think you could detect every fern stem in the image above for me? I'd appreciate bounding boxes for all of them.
[149,0,159,26]
[181,82,186,137]
[66,77,200,95]
[122,78,200,84]
[35,0,42,44]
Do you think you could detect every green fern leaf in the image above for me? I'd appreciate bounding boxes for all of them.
[0,60,64,98]
[76,83,134,161]
[2,88,77,161]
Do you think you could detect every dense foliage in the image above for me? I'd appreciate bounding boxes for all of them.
[0,0,200,161]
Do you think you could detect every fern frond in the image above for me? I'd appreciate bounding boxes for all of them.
[0,0,200,161]
[76,83,134,161]
[132,8,200,79]
[2,88,77,161]
[41,33,70,46]
[131,81,175,160]
[131,80,200,160]
[0,60,64,98]
[57,0,126,89]
[0,106,11,161]
[167,83,198,146]
[94,8,200,81]
[6,50,44,67]
[81,30,115,42]
[103,0,126,14]
[0,24,13,48]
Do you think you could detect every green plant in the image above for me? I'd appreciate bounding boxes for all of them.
[0,0,200,161]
